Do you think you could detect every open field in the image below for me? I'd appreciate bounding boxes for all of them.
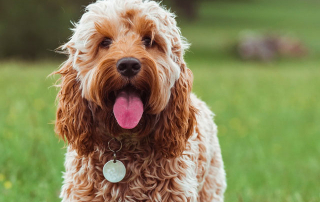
[1,60,319,201]
[1,0,320,201]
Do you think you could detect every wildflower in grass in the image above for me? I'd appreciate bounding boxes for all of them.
[4,181,12,189]
[0,174,4,182]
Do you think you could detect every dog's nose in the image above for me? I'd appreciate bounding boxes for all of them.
[116,57,141,77]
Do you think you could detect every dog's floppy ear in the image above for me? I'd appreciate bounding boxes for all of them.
[54,56,96,156]
[154,64,197,158]
[152,12,197,158]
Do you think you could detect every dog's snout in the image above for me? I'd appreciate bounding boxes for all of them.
[116,57,141,78]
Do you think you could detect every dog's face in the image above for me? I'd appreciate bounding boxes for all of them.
[74,0,183,130]
[55,0,196,157]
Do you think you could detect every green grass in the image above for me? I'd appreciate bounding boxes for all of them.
[191,60,320,202]
[1,0,320,201]
[0,62,64,201]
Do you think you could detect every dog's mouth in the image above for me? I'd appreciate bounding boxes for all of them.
[112,85,147,130]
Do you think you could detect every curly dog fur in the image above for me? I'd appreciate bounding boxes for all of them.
[53,0,226,201]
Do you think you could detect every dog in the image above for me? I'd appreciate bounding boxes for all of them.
[53,0,226,201]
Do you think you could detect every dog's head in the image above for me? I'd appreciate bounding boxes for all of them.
[54,0,196,158]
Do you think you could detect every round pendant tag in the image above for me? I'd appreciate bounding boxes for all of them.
[103,160,126,183]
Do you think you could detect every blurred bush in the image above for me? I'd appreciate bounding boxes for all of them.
[162,0,199,20]
[0,0,89,59]
[237,31,308,62]
[0,0,204,60]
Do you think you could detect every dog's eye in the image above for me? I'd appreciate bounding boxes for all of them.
[142,36,153,47]
[100,37,112,48]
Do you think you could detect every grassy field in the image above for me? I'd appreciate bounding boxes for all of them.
[1,0,320,201]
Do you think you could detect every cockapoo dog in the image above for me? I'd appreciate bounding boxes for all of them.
[54,0,226,201]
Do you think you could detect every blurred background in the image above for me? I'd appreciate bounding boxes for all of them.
[0,0,319,201]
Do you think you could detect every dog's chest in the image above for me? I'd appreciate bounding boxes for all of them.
[62,146,201,201]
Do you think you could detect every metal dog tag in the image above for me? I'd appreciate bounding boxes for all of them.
[103,160,126,183]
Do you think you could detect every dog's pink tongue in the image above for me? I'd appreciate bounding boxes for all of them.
[113,91,143,129]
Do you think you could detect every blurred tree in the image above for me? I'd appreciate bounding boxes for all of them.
[0,0,90,59]
[0,0,200,59]
[162,0,199,20]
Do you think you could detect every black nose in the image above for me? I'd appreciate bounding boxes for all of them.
[116,57,141,77]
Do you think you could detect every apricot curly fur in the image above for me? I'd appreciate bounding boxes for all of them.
[53,0,226,201]
[153,66,198,158]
